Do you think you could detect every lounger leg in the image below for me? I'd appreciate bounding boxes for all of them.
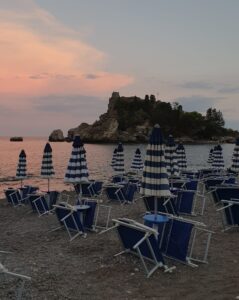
[16,280,26,300]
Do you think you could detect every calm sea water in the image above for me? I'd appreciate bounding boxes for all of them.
[0,137,235,197]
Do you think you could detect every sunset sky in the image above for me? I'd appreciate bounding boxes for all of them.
[1,0,239,136]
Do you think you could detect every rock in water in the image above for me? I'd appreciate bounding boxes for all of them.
[10,137,23,141]
[48,129,65,142]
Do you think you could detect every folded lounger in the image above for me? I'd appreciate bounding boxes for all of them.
[104,218,175,277]
[53,203,86,241]
[4,188,29,207]
[104,183,137,204]
[145,214,213,267]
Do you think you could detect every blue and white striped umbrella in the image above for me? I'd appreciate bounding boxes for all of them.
[207,148,214,165]
[16,149,27,187]
[41,143,55,191]
[140,124,170,197]
[176,143,187,170]
[16,150,27,179]
[64,135,89,183]
[165,135,179,177]
[212,144,224,169]
[131,148,143,171]
[110,148,117,170]
[114,143,125,174]
[230,138,239,172]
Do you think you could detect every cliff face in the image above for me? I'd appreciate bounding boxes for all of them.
[67,92,151,143]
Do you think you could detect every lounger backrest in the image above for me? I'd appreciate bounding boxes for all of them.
[82,200,97,229]
[176,190,195,214]
[54,204,84,231]
[105,186,124,201]
[143,196,178,215]
[92,181,103,195]
[124,183,137,202]
[4,189,19,205]
[184,180,198,191]
[116,222,164,263]
[215,187,239,202]
[160,219,194,262]
[47,191,59,209]
[29,194,49,213]
[205,179,224,190]
[54,204,70,225]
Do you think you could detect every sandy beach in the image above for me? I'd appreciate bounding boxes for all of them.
[0,190,238,300]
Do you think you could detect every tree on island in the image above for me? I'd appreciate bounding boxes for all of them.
[113,95,234,139]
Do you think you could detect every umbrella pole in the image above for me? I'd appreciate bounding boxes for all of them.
[77,183,82,205]
[154,196,158,219]
[21,179,23,189]
[48,178,50,192]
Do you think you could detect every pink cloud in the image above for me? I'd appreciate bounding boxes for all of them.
[0,1,134,103]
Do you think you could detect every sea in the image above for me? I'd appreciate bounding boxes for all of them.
[0,137,235,197]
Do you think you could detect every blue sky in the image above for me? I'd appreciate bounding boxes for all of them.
[0,0,239,135]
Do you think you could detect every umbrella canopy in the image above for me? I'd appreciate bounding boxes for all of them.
[64,135,89,183]
[131,148,143,171]
[16,149,27,188]
[16,150,27,179]
[230,138,239,172]
[114,143,125,174]
[212,144,224,169]
[165,135,179,177]
[41,143,55,178]
[41,143,55,191]
[140,124,170,197]
[176,143,187,170]
[110,148,117,170]
[207,148,214,165]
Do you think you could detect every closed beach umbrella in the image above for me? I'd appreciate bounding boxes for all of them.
[230,138,239,172]
[165,135,179,177]
[114,142,125,174]
[140,124,171,214]
[110,148,117,170]
[131,148,143,172]
[64,135,89,184]
[40,142,55,192]
[176,143,187,170]
[212,144,224,169]
[16,149,27,188]
[207,148,214,165]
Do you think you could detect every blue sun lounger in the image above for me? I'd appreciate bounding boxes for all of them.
[4,188,29,207]
[175,190,197,215]
[214,187,239,230]
[53,203,86,241]
[28,194,50,216]
[0,251,31,300]
[149,214,213,267]
[104,183,137,204]
[143,196,178,215]
[103,218,175,277]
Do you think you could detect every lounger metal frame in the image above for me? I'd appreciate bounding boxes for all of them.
[103,218,175,277]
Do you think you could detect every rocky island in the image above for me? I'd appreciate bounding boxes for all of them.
[49,92,238,143]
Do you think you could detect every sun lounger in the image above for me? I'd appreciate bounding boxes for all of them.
[0,251,31,300]
[4,188,29,207]
[79,199,111,231]
[53,203,86,241]
[103,218,175,277]
[147,214,213,267]
[143,196,178,215]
